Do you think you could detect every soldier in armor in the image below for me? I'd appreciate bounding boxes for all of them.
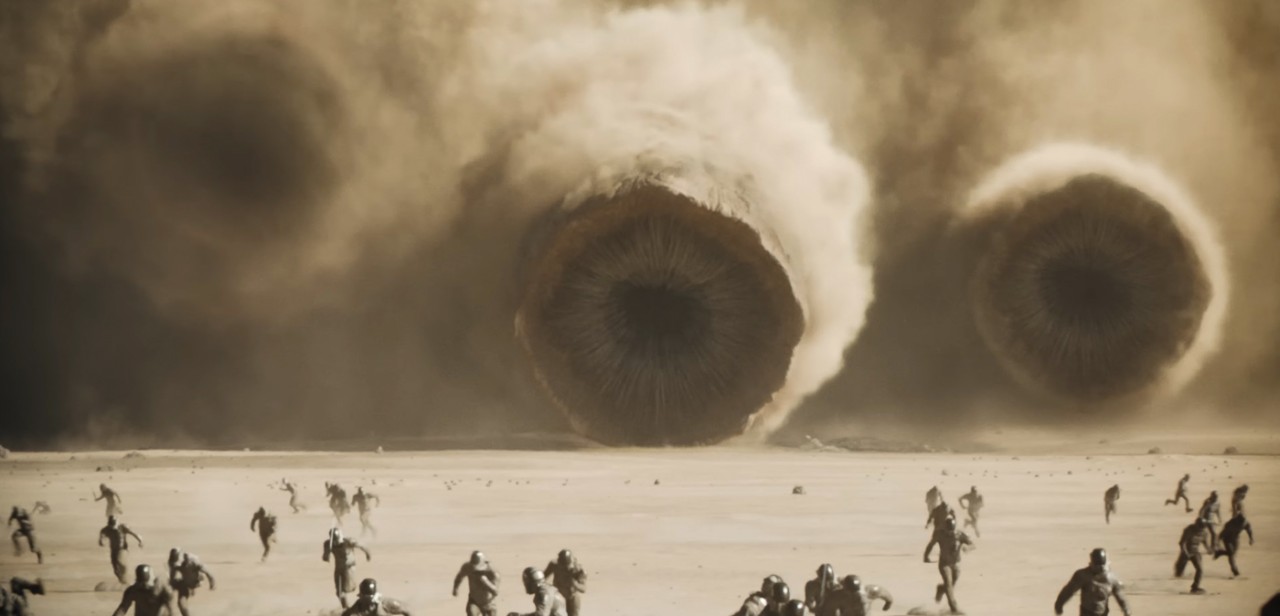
[326,483,351,524]
[824,575,892,616]
[99,516,144,584]
[1054,548,1131,616]
[926,486,943,514]
[7,507,41,564]
[1104,485,1121,525]
[1175,517,1213,594]
[543,549,586,616]
[171,552,215,616]
[1230,484,1248,517]
[957,486,984,538]
[352,488,381,536]
[324,527,372,608]
[931,516,975,614]
[924,502,956,563]
[280,479,306,514]
[250,507,278,561]
[1165,474,1192,512]
[508,567,567,616]
[111,565,176,616]
[1213,512,1255,577]
[453,550,500,616]
[804,564,836,614]
[95,484,125,517]
[342,578,413,616]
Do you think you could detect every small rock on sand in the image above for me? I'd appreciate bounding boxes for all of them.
[1224,446,1240,455]
[1148,447,1162,454]
[792,485,805,495]
[123,451,144,459]
[94,581,111,592]
[0,445,9,458]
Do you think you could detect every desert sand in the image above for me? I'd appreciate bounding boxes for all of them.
[0,448,1276,615]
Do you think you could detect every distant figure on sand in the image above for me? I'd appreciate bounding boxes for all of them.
[100,516,143,585]
[326,483,351,524]
[251,507,278,561]
[1104,485,1120,524]
[323,528,371,609]
[352,487,381,536]
[95,483,124,518]
[958,486,984,538]
[1231,484,1248,517]
[1213,512,1255,577]
[111,565,176,616]
[1199,491,1223,547]
[8,506,43,564]
[923,502,956,563]
[931,517,974,615]
[279,479,305,514]
[1054,548,1131,616]
[453,550,499,616]
[543,549,586,616]
[1175,517,1213,594]
[1165,474,1192,512]
[926,486,943,514]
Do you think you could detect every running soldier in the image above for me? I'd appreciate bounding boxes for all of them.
[167,548,184,588]
[931,517,975,615]
[99,516,143,584]
[958,486,984,538]
[1199,491,1224,547]
[1165,474,1192,512]
[1174,517,1213,594]
[923,502,956,563]
[543,549,586,616]
[1104,485,1121,525]
[343,578,413,616]
[1053,548,1131,616]
[111,564,176,616]
[8,507,42,564]
[511,567,567,616]
[803,564,836,615]
[171,552,215,616]
[731,595,768,616]
[926,486,943,514]
[1231,484,1249,517]
[1213,512,1255,577]
[453,551,500,616]
[95,484,124,518]
[0,578,44,616]
[749,575,785,615]
[824,575,892,616]
[280,479,306,514]
[352,488,381,536]
[324,528,371,609]
[250,507,278,561]
[326,483,351,524]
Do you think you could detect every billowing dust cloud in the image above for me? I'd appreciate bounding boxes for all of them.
[1,0,872,446]
[1,0,1277,448]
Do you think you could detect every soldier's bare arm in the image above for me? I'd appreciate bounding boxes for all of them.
[452,567,466,596]
[124,527,143,548]
[111,588,134,616]
[869,585,893,610]
[1112,580,1132,616]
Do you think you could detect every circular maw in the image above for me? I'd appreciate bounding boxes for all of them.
[972,174,1213,401]
[518,183,804,445]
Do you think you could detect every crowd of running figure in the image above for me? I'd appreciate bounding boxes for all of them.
[0,475,1261,615]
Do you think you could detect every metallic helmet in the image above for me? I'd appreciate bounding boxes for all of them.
[843,575,862,592]
[558,549,573,566]
[522,567,545,594]
[760,575,782,595]
[107,515,118,526]
[359,578,378,597]
[1090,548,1108,567]
[471,550,486,567]
[783,599,808,616]
[772,582,791,604]
[135,564,153,586]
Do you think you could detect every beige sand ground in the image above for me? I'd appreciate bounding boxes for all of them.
[0,448,1276,615]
